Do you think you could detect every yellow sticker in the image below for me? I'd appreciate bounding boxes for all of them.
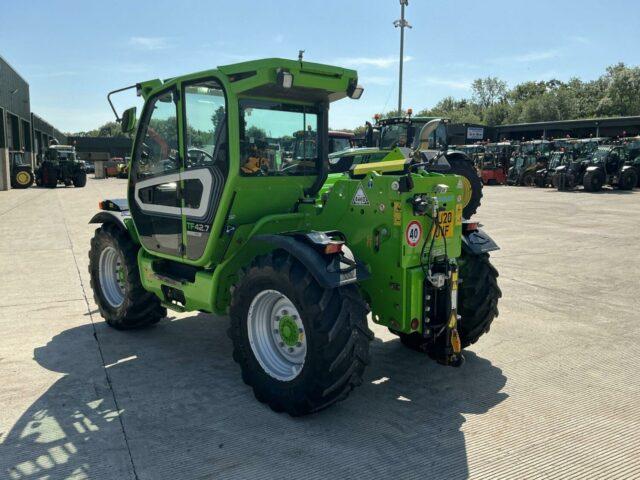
[455,204,462,224]
[393,202,402,226]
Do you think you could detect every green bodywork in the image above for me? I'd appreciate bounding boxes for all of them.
[123,58,463,335]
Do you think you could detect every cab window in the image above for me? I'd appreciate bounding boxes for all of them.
[134,90,179,179]
[239,100,318,176]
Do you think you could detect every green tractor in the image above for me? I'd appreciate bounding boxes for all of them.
[621,136,640,187]
[89,58,501,415]
[35,143,87,188]
[506,140,551,186]
[327,115,483,219]
[582,145,637,192]
[9,150,35,189]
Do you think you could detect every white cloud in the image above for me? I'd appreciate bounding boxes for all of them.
[422,76,472,90]
[128,37,169,51]
[338,55,414,69]
[568,35,590,45]
[491,49,561,64]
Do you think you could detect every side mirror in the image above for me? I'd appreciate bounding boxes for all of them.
[121,107,137,134]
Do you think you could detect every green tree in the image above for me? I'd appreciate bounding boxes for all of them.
[471,77,508,110]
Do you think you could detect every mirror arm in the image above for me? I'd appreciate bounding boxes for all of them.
[107,84,138,121]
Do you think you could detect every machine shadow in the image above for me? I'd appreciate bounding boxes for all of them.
[2,313,507,480]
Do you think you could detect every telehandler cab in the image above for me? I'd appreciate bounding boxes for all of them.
[89,58,501,415]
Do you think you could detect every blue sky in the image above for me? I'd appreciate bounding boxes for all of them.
[2,0,639,133]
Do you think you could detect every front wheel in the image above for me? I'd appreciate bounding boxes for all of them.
[229,251,372,415]
[617,169,637,190]
[73,170,87,187]
[521,172,535,187]
[89,222,166,329]
[583,170,604,192]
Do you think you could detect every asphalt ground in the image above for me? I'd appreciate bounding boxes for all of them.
[1,178,639,479]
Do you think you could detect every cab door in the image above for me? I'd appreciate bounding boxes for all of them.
[179,78,228,261]
[128,87,183,258]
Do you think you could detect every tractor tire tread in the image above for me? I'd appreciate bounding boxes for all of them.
[228,251,372,416]
[88,222,165,329]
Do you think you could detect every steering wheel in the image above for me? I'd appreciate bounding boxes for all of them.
[187,148,215,167]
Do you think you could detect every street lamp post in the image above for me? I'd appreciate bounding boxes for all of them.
[394,0,411,114]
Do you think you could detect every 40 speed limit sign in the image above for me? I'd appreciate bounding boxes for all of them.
[405,221,422,247]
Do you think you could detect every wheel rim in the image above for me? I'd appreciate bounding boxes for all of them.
[460,175,472,207]
[16,171,31,185]
[98,246,126,308]
[247,289,306,381]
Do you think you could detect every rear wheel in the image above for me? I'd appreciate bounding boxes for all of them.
[89,222,165,329]
[446,155,483,219]
[73,170,87,187]
[229,251,372,415]
[521,172,535,187]
[617,169,637,190]
[11,168,34,189]
[583,170,604,192]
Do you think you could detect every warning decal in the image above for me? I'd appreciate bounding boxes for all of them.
[405,221,422,247]
[351,183,370,205]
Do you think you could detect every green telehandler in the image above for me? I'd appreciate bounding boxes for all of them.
[89,58,501,415]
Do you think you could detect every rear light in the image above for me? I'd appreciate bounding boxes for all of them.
[463,222,479,232]
[98,201,105,210]
[324,242,343,255]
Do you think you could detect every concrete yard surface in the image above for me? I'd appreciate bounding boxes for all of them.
[1,178,639,479]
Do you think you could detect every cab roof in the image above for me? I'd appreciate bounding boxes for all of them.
[138,58,360,104]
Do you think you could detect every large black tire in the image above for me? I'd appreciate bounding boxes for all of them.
[41,163,58,188]
[88,222,165,329]
[229,251,372,416]
[521,172,536,187]
[583,170,604,192]
[11,168,34,189]
[73,170,87,187]
[395,252,501,352]
[457,252,501,347]
[617,168,637,191]
[446,155,483,219]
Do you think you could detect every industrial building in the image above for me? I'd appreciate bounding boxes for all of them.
[0,54,66,190]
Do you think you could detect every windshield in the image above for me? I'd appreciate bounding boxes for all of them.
[591,148,609,163]
[239,100,319,176]
[51,149,76,161]
[294,138,317,158]
[515,157,525,168]
[549,152,563,168]
[330,137,351,153]
[379,123,410,149]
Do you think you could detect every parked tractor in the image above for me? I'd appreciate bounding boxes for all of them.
[88,58,501,416]
[35,143,87,188]
[582,145,637,192]
[327,115,483,219]
[9,150,35,189]
[478,142,513,185]
[535,150,572,188]
[621,136,640,187]
[507,140,551,186]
